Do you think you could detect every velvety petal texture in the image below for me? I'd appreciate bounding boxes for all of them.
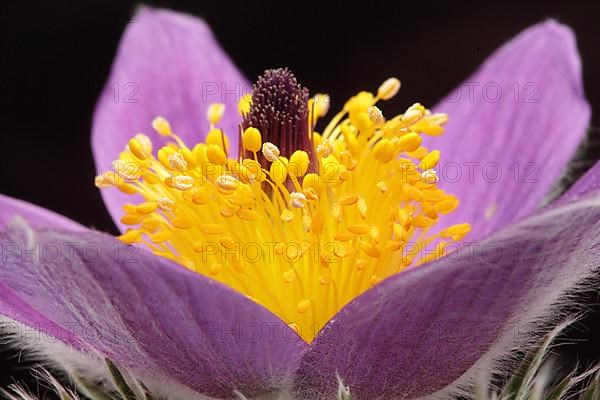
[556,159,600,206]
[430,20,590,240]
[295,191,600,399]
[0,222,305,398]
[92,6,249,231]
[0,193,84,231]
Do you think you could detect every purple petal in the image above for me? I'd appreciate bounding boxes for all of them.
[294,193,600,399]
[92,6,250,231]
[0,193,84,230]
[429,20,590,240]
[555,159,600,206]
[0,223,305,397]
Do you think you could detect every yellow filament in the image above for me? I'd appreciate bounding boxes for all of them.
[101,79,471,343]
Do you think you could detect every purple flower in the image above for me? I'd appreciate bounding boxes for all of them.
[0,6,598,400]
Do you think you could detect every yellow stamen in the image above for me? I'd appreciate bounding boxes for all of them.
[98,78,471,343]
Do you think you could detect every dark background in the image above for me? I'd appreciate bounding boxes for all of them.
[1,0,600,395]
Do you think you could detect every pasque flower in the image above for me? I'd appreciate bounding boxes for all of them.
[0,6,598,400]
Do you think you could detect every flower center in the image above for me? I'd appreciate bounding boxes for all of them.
[96,69,471,342]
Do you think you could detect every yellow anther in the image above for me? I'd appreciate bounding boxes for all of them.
[297,299,311,314]
[290,192,307,208]
[339,194,359,206]
[408,146,429,160]
[117,229,142,244]
[334,231,355,241]
[356,112,373,133]
[428,113,449,126]
[393,223,407,240]
[171,217,192,230]
[385,240,403,251]
[302,188,318,202]
[344,91,374,113]
[398,132,422,152]
[270,159,288,184]
[358,197,368,218]
[157,146,175,169]
[402,103,426,124]
[242,127,262,153]
[206,129,229,152]
[361,241,381,258]
[199,224,226,235]
[434,196,459,213]
[313,93,330,117]
[172,176,194,191]
[229,191,254,206]
[215,175,239,191]
[421,150,441,170]
[283,269,295,283]
[238,93,252,115]
[188,188,208,205]
[441,223,472,241]
[377,77,401,100]
[423,190,444,202]
[168,152,188,171]
[207,144,228,165]
[411,215,431,228]
[368,106,385,125]
[128,137,150,160]
[373,139,394,163]
[141,217,161,232]
[302,173,323,194]
[243,159,265,181]
[289,150,310,177]
[235,164,256,184]
[210,263,223,275]
[220,206,236,218]
[348,224,370,235]
[116,183,138,194]
[94,174,113,189]
[421,169,440,184]
[120,214,143,226]
[112,159,141,180]
[237,208,259,221]
[151,116,172,136]
[136,202,158,214]
[140,172,159,184]
[157,197,175,212]
[316,140,333,158]
[150,231,172,244]
[403,183,424,201]
[262,142,280,162]
[207,103,225,125]
[122,203,137,214]
[396,209,410,226]
[220,237,236,249]
[280,209,295,222]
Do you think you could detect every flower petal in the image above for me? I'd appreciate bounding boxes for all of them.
[0,222,305,398]
[0,193,84,230]
[429,20,590,240]
[294,193,600,399]
[555,159,600,206]
[92,6,249,231]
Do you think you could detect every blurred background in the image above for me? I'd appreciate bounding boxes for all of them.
[1,0,599,395]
